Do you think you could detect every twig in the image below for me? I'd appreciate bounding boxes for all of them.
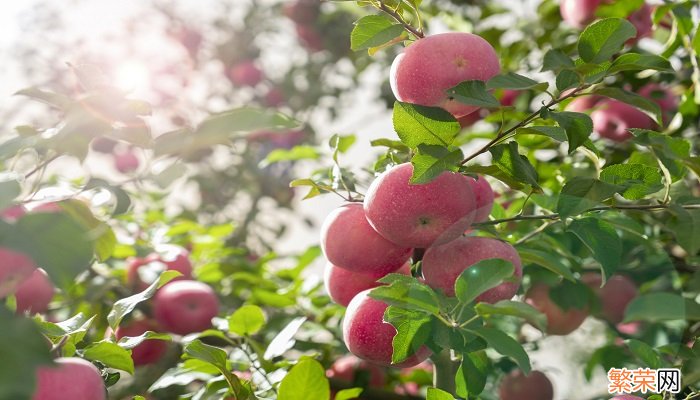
[375,1,424,39]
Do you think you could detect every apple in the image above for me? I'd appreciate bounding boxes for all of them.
[32,357,106,400]
[324,261,410,307]
[127,246,193,291]
[14,269,55,314]
[639,83,677,124]
[283,0,319,25]
[0,205,26,222]
[0,248,37,298]
[327,354,387,388]
[457,111,482,128]
[565,95,603,113]
[421,236,522,300]
[498,369,554,400]
[153,280,219,335]
[114,150,140,173]
[321,203,412,276]
[525,283,589,335]
[500,89,522,107]
[560,0,600,29]
[264,87,285,107]
[466,175,494,223]
[228,60,263,87]
[627,3,653,45]
[343,289,431,368]
[363,163,477,248]
[390,32,500,118]
[590,99,655,142]
[295,25,324,53]
[581,273,637,324]
[90,137,117,153]
[395,360,433,396]
[115,318,168,366]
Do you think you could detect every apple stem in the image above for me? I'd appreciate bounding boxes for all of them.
[432,349,458,396]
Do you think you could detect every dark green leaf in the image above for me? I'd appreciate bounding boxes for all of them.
[390,311,432,364]
[623,292,694,322]
[445,81,500,108]
[516,246,576,281]
[455,352,488,397]
[557,177,622,218]
[83,341,135,374]
[486,73,548,91]
[455,259,514,305]
[474,300,548,331]
[667,205,700,256]
[489,142,540,190]
[578,18,637,63]
[626,339,662,369]
[542,49,575,72]
[567,218,622,280]
[556,70,580,92]
[608,53,673,74]
[0,174,21,210]
[594,87,662,125]
[517,126,567,142]
[392,102,460,149]
[410,145,463,184]
[599,164,663,200]
[472,327,531,373]
[350,15,405,51]
[549,280,591,311]
[546,111,593,153]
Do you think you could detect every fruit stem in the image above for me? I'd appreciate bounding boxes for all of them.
[432,349,458,396]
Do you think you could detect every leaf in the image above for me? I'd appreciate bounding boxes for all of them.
[410,145,464,184]
[556,177,621,219]
[623,292,693,322]
[350,15,405,51]
[228,305,266,336]
[184,340,228,369]
[542,49,575,72]
[455,352,488,397]
[0,174,21,210]
[390,312,432,364]
[278,358,330,400]
[371,276,441,314]
[335,388,364,400]
[578,18,637,63]
[599,164,663,200]
[445,81,500,108]
[516,246,576,281]
[568,218,622,281]
[594,87,662,125]
[667,205,700,256]
[608,53,673,74]
[486,73,548,91]
[546,111,593,153]
[549,280,591,311]
[454,259,514,305]
[264,317,306,360]
[474,300,548,332]
[117,331,171,350]
[626,339,661,369]
[489,142,540,190]
[556,70,580,92]
[517,126,567,142]
[15,87,72,109]
[427,387,455,400]
[473,327,531,373]
[55,199,116,262]
[262,145,320,166]
[107,270,182,329]
[83,341,135,374]
[630,129,690,180]
[392,102,460,149]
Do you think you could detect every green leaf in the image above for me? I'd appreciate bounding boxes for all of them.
[516,246,576,281]
[107,270,182,329]
[454,259,515,305]
[474,300,548,332]
[549,280,591,311]
[623,292,697,322]
[445,81,500,108]
[228,305,266,336]
[608,53,673,74]
[593,87,662,125]
[184,340,228,369]
[55,199,116,262]
[556,70,580,93]
[278,358,330,400]
[264,317,306,360]
[546,111,593,153]
[556,177,621,219]
[578,18,637,63]
[486,73,548,91]
[83,341,135,374]
[455,351,488,397]
[0,174,21,210]
[392,102,460,149]
[542,49,575,72]
[472,327,531,373]
[410,145,464,184]
[630,129,690,180]
[262,145,320,166]
[372,275,441,314]
[350,15,405,51]
[567,218,622,280]
[389,310,432,364]
[15,87,72,109]
[599,164,663,200]
[489,142,540,190]
[117,331,171,350]
[626,339,661,369]
[427,387,455,400]
[517,126,567,142]
[335,388,364,400]
[667,205,700,256]
[460,165,527,192]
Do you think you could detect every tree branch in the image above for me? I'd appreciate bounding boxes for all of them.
[375,1,424,39]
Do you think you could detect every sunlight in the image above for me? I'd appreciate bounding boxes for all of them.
[114,60,150,92]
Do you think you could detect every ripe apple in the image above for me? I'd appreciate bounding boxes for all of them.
[127,246,193,291]
[390,32,500,118]
[115,318,168,366]
[327,354,387,388]
[264,87,285,107]
[114,150,140,173]
[324,261,410,307]
[498,369,554,400]
[343,290,431,368]
[153,280,219,335]
[15,269,55,314]
[0,248,37,298]
[295,25,324,52]
[590,99,655,142]
[639,83,677,124]
[421,236,522,300]
[581,273,638,324]
[0,205,26,222]
[466,175,494,223]
[228,60,263,87]
[500,89,522,107]
[565,95,603,113]
[32,357,106,400]
[525,283,589,335]
[457,111,482,128]
[283,0,319,25]
[627,3,653,45]
[560,0,601,29]
[321,203,412,276]
[363,163,477,248]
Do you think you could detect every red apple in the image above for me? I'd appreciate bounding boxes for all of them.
[627,3,653,45]
[324,261,410,307]
[422,236,522,301]
[500,89,521,107]
[363,163,477,248]
[0,248,37,298]
[343,290,431,368]
[32,357,106,400]
[565,95,603,113]
[127,246,193,291]
[327,354,387,388]
[581,273,638,324]
[499,370,554,400]
[115,318,168,366]
[525,283,589,335]
[591,99,655,142]
[560,0,601,29]
[283,0,319,25]
[321,203,412,277]
[466,175,494,223]
[0,205,26,222]
[390,32,500,118]
[228,60,263,87]
[114,150,140,173]
[15,269,55,314]
[264,87,285,107]
[295,25,324,52]
[457,111,482,128]
[639,83,677,124]
[153,280,219,335]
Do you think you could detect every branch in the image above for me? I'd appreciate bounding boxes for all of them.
[375,1,424,39]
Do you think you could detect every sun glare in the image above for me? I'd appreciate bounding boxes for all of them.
[114,61,150,92]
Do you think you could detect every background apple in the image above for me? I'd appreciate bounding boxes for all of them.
[114,149,140,173]
[639,82,677,124]
[116,318,168,366]
[582,273,638,324]
[498,369,554,400]
[560,0,600,29]
[0,205,26,222]
[591,99,655,142]
[227,60,263,87]
[14,269,55,314]
[324,261,410,307]
[32,357,106,400]
[0,248,37,298]
[153,280,219,335]
[327,354,387,388]
[525,283,589,335]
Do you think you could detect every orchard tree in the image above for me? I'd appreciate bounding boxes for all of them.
[0,0,699,400]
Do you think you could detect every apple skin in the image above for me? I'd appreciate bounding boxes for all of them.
[153,280,219,335]
[591,99,655,142]
[115,318,168,366]
[321,203,412,277]
[525,283,589,335]
[343,290,431,368]
[390,32,500,118]
[327,354,387,388]
[127,247,193,291]
[500,89,521,107]
[581,273,638,324]
[228,60,263,87]
[364,163,477,249]
[324,261,410,307]
[0,248,37,298]
[498,370,554,400]
[466,175,494,223]
[565,95,603,113]
[639,83,677,124]
[421,236,522,301]
[560,0,601,29]
[32,357,106,400]
[14,269,55,314]
[114,151,140,173]
[0,205,26,222]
